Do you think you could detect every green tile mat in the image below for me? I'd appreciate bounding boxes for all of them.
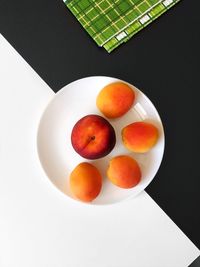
[64,0,181,52]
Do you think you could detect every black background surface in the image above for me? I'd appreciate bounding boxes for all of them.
[0,0,200,251]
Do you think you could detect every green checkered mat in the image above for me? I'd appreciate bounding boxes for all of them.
[64,0,181,52]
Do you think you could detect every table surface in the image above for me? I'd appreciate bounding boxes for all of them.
[1,34,199,267]
[0,0,199,256]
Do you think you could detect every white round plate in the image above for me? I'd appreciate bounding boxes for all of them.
[37,76,165,205]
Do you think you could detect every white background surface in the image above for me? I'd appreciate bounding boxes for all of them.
[0,34,199,267]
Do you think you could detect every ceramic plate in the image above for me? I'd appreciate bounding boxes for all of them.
[37,76,165,205]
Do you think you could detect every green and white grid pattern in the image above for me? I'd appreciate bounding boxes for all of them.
[64,0,181,52]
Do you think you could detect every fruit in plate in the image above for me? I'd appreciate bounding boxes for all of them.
[96,82,135,118]
[107,155,141,188]
[71,114,116,159]
[122,121,159,153]
[70,162,102,202]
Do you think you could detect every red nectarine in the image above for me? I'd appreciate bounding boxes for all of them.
[71,114,116,159]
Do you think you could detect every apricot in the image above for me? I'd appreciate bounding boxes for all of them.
[70,162,102,202]
[107,155,141,188]
[122,122,159,153]
[96,82,135,118]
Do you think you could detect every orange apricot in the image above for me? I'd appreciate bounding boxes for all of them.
[96,82,135,118]
[107,155,141,189]
[70,162,102,202]
[122,122,159,153]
